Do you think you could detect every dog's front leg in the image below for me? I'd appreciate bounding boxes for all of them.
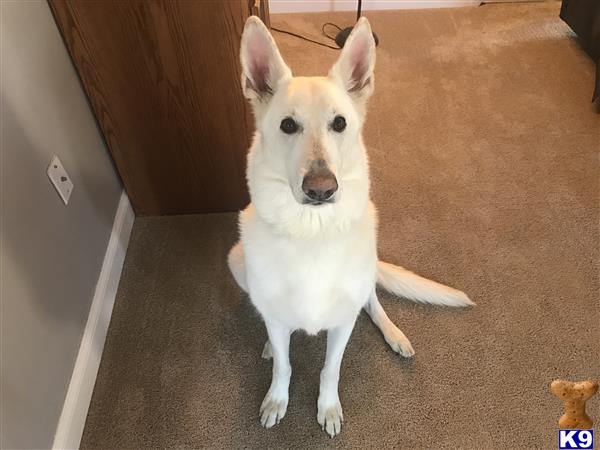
[260,320,291,429]
[317,320,355,437]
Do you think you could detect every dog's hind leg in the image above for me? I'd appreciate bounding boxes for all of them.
[227,241,248,293]
[229,242,273,360]
[262,340,273,359]
[365,290,415,358]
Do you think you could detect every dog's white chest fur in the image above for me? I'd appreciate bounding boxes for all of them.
[240,205,377,334]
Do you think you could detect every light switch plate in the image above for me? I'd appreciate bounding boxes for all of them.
[47,155,74,205]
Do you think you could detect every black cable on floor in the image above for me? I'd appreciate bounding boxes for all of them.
[271,25,341,50]
[322,22,342,42]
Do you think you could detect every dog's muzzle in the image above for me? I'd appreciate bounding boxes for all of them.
[302,162,338,205]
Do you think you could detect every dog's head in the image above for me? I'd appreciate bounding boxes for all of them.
[240,17,376,236]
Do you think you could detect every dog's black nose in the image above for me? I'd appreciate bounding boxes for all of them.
[302,170,338,202]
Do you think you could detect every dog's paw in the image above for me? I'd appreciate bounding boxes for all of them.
[259,390,288,429]
[261,340,273,360]
[385,329,415,358]
[317,400,344,438]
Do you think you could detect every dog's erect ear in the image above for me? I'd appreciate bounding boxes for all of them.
[329,18,376,102]
[240,16,291,102]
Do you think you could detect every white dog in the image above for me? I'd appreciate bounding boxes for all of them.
[228,16,473,437]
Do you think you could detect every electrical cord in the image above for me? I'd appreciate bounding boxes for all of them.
[322,23,342,41]
[270,23,342,50]
[270,0,363,50]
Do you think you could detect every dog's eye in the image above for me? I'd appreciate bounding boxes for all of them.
[280,117,299,134]
[332,115,346,133]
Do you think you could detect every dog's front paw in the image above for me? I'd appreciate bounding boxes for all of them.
[317,399,344,438]
[260,389,288,429]
[385,329,415,358]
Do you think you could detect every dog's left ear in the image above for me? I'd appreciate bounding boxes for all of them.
[329,18,376,104]
[240,16,291,104]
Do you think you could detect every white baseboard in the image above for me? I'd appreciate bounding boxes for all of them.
[52,191,134,450]
[270,0,480,14]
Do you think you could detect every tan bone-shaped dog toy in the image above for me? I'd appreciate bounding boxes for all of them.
[550,379,598,429]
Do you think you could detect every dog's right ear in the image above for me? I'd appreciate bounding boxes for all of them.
[240,16,291,103]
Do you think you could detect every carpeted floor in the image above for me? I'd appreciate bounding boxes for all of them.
[81,3,599,449]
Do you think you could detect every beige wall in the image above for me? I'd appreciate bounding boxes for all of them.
[1,1,123,448]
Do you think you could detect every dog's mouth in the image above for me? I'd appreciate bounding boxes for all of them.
[302,198,335,207]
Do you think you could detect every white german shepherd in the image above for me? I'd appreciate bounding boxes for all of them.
[228,16,473,437]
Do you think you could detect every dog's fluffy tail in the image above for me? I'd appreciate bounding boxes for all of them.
[377,261,474,307]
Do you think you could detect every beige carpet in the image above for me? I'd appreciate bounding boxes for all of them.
[81,3,599,449]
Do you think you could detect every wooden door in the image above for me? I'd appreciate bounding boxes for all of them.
[49,0,263,215]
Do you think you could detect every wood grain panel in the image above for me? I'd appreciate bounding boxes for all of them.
[49,0,254,215]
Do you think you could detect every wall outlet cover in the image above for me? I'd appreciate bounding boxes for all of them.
[47,155,74,205]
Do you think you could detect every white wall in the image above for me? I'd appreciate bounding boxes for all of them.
[1,1,123,448]
[269,0,553,14]
[269,0,480,14]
